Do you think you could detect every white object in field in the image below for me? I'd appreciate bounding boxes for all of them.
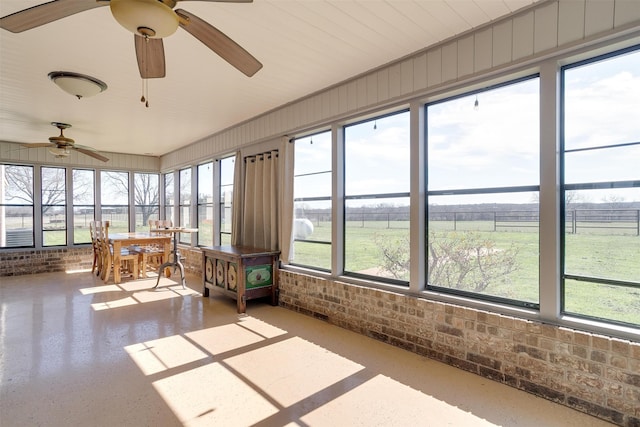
[293,218,314,239]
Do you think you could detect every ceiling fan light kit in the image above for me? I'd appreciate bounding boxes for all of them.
[48,71,107,99]
[110,0,179,38]
[48,146,70,158]
[18,122,110,163]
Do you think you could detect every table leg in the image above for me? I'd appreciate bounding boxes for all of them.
[113,241,122,284]
[154,234,183,289]
[164,240,171,278]
[175,252,186,289]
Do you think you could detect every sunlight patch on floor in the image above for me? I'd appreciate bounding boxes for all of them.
[65,268,93,274]
[153,362,279,426]
[80,284,121,294]
[185,323,270,355]
[131,318,366,425]
[186,319,287,356]
[301,374,496,426]
[91,296,138,310]
[225,336,364,408]
[125,335,209,376]
[85,277,198,311]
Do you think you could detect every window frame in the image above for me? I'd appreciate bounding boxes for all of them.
[197,162,214,247]
[291,130,333,272]
[342,109,411,285]
[560,45,640,327]
[0,163,35,248]
[133,172,160,231]
[163,172,175,226]
[424,75,541,309]
[72,168,95,245]
[178,167,192,244]
[41,166,67,247]
[100,170,130,233]
[218,155,235,246]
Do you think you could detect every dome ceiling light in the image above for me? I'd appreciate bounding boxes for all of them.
[48,71,108,99]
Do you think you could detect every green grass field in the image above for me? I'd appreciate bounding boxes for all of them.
[292,220,640,326]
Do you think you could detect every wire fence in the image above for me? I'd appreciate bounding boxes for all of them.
[297,208,640,236]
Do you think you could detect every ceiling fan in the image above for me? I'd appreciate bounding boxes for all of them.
[20,122,110,162]
[0,0,262,79]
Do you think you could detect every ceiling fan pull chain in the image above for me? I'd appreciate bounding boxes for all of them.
[140,78,149,107]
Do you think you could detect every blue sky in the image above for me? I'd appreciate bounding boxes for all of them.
[294,47,639,208]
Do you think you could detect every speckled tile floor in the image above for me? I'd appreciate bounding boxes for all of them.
[0,270,613,426]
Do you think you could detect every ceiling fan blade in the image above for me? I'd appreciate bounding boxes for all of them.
[73,145,109,162]
[0,0,106,33]
[176,9,262,77]
[19,142,56,148]
[134,35,166,79]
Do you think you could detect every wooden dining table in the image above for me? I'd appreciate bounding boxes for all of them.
[108,232,172,284]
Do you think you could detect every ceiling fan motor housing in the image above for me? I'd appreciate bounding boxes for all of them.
[110,0,179,39]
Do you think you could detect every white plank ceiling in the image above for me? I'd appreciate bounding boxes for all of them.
[0,0,539,158]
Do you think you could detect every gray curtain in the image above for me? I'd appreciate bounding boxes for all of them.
[230,138,293,261]
[239,150,279,250]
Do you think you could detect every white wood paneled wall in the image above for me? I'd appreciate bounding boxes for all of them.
[159,0,640,171]
[0,141,159,172]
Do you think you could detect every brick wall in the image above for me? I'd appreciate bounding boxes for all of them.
[279,270,640,426]
[0,246,199,278]
[0,247,93,276]
[178,246,203,275]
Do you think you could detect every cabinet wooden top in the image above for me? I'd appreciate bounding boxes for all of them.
[202,245,280,258]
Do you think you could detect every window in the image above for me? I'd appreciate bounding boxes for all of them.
[134,173,159,230]
[179,167,192,244]
[72,169,94,244]
[426,77,540,307]
[292,131,332,270]
[219,156,234,246]
[101,171,129,233]
[198,162,213,246]
[163,172,174,225]
[0,164,34,248]
[562,46,640,326]
[344,111,410,282]
[42,167,67,246]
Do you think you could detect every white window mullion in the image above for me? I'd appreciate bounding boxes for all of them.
[34,165,42,249]
[538,59,562,322]
[332,123,344,277]
[409,100,425,293]
[129,171,135,232]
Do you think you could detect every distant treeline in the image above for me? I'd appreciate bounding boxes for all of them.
[296,201,640,222]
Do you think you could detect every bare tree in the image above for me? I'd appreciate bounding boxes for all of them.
[374,233,410,280]
[427,230,519,292]
[134,173,159,225]
[374,229,519,293]
[103,171,159,225]
[41,168,66,215]
[3,165,34,205]
[72,169,94,205]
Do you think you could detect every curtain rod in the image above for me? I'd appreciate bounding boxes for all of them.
[244,149,279,163]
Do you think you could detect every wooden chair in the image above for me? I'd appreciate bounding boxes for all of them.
[132,220,167,278]
[89,220,104,277]
[100,220,139,283]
